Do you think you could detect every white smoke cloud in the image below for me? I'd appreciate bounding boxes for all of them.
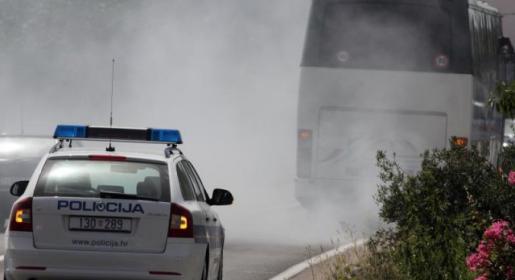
[2,1,355,245]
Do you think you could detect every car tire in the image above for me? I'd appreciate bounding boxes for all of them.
[201,256,208,280]
[217,251,223,280]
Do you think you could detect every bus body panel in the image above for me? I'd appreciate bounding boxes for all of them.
[298,66,473,173]
[296,67,473,209]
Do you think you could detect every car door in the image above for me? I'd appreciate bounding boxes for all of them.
[176,161,214,266]
[184,161,223,278]
[175,160,209,243]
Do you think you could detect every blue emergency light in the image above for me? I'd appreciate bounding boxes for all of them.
[149,128,182,144]
[53,125,88,139]
[53,125,183,144]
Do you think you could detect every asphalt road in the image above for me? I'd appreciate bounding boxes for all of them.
[224,241,308,280]
[0,235,309,280]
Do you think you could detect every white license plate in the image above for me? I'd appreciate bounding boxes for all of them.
[69,216,132,233]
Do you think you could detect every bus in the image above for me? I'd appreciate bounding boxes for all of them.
[295,0,504,211]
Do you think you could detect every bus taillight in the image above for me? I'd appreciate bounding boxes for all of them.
[297,129,313,178]
[452,137,468,148]
[298,129,312,141]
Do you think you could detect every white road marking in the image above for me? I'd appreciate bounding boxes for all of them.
[268,239,367,280]
[0,255,4,262]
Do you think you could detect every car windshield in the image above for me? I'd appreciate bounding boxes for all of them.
[34,159,171,202]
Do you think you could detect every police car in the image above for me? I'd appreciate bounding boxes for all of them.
[4,125,233,280]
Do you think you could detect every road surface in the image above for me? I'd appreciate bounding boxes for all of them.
[224,240,309,280]
[0,234,310,280]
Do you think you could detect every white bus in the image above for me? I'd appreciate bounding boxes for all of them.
[295,0,504,210]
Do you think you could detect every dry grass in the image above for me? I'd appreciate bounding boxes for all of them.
[298,235,369,280]
[298,233,401,280]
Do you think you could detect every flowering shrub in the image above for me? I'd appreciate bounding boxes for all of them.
[508,171,515,186]
[498,147,515,226]
[467,220,515,280]
[372,144,514,279]
[343,79,515,280]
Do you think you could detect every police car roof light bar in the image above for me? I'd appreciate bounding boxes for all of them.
[53,125,183,144]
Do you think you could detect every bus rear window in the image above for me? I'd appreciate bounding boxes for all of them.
[34,159,170,202]
[311,3,452,71]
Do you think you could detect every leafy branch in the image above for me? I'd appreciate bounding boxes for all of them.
[488,81,515,119]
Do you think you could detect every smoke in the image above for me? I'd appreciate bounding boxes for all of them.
[1,0,469,247]
[1,0,353,245]
[6,0,467,249]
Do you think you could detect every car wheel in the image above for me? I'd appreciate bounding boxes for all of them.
[201,257,208,280]
[217,251,223,280]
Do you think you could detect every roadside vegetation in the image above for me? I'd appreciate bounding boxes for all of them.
[322,145,514,280]
[322,82,515,280]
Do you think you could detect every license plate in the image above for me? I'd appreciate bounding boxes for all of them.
[69,216,132,233]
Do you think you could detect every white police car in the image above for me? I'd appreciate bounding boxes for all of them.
[4,125,233,280]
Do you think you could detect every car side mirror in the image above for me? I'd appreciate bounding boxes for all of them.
[10,181,29,197]
[209,188,233,206]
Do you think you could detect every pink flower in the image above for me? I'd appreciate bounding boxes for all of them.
[469,221,514,279]
[508,170,515,186]
[477,241,492,256]
[484,220,509,241]
[467,252,488,271]
[507,232,515,245]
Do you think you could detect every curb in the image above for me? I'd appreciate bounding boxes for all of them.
[268,239,367,280]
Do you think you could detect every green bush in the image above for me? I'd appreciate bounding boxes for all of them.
[373,144,513,279]
[488,81,515,119]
